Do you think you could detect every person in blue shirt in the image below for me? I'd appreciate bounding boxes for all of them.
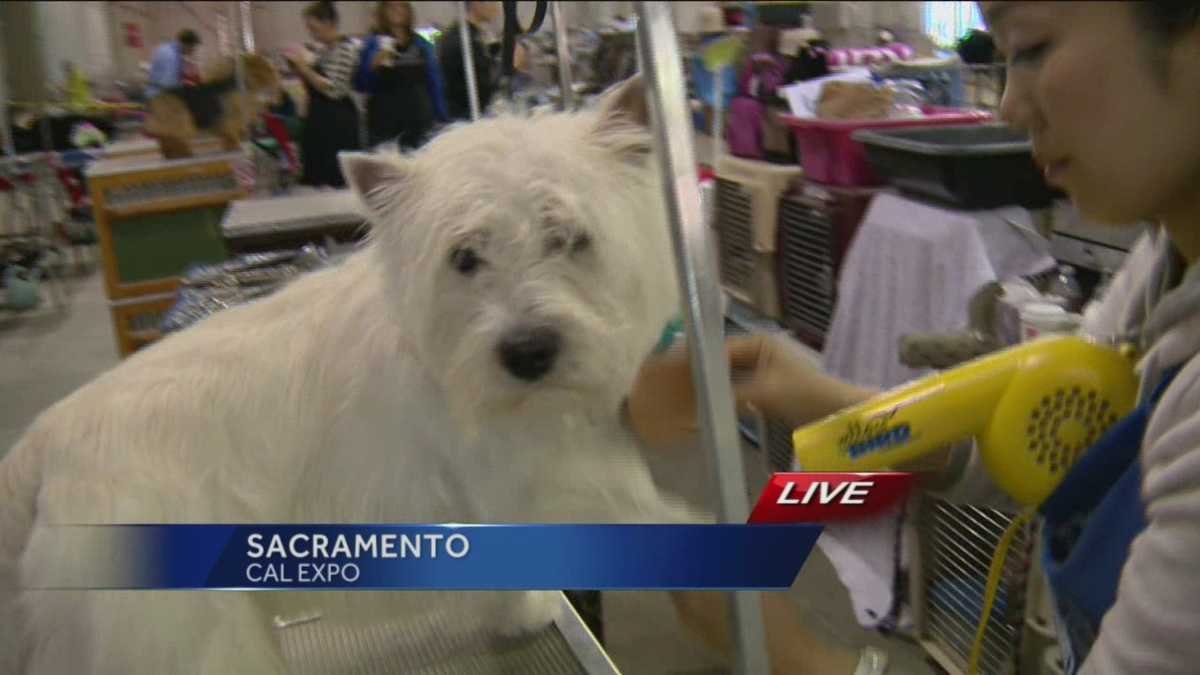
[146,30,200,100]
[354,1,448,150]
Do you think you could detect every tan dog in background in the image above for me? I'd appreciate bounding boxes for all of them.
[144,53,281,159]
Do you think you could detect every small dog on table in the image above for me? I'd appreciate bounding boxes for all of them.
[143,53,281,159]
[1,75,706,674]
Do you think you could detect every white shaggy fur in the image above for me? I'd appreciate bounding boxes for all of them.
[0,78,702,674]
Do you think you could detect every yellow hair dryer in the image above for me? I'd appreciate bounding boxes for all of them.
[793,335,1140,507]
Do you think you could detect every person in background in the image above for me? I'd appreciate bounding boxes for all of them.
[691,5,740,134]
[437,0,503,121]
[787,38,832,83]
[285,1,362,188]
[146,30,200,99]
[355,1,448,150]
[725,26,790,161]
[631,2,1200,674]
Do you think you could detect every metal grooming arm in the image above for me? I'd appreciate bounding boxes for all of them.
[458,0,482,121]
[635,3,770,673]
[0,12,13,158]
[234,1,255,135]
[551,1,574,110]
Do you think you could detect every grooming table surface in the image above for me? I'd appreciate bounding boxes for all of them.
[99,135,227,161]
[99,138,162,160]
[85,151,243,179]
[222,190,365,239]
[277,593,618,674]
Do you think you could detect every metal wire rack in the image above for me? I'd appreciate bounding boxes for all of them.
[916,498,1034,675]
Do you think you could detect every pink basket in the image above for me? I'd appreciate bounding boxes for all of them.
[781,106,993,187]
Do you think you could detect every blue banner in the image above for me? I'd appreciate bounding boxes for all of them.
[32,524,822,591]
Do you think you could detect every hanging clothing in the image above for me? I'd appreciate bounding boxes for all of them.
[301,38,362,188]
[355,32,447,149]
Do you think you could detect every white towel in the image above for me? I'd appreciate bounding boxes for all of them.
[814,193,1055,631]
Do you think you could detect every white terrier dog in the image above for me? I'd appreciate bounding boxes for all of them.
[0,77,702,674]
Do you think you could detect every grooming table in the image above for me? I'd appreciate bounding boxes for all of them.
[222,190,368,254]
[86,151,245,356]
[276,592,619,674]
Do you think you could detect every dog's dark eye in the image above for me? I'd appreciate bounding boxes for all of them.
[571,232,592,254]
[544,232,568,255]
[450,246,483,276]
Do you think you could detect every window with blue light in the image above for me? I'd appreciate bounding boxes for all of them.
[924,1,986,49]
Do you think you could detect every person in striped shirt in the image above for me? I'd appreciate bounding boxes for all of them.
[285,1,362,188]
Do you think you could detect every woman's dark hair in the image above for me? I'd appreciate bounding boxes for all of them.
[1134,1,1200,40]
[178,30,200,47]
[957,29,997,65]
[788,39,831,82]
[1133,2,1200,84]
[304,1,338,25]
[373,1,413,36]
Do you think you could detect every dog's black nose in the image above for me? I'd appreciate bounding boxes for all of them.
[498,326,561,382]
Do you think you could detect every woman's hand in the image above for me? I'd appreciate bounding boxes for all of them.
[627,333,875,451]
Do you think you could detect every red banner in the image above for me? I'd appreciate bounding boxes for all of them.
[748,473,916,524]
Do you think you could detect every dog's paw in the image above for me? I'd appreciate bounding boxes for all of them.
[496,591,562,638]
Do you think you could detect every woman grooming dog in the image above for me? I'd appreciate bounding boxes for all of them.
[634,3,1200,673]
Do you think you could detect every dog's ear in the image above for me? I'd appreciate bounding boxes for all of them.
[596,74,650,128]
[340,152,412,221]
[592,75,652,162]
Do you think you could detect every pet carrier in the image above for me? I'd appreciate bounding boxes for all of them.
[776,181,878,351]
[712,155,802,320]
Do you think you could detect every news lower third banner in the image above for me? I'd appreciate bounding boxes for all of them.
[31,524,820,590]
[28,474,912,591]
